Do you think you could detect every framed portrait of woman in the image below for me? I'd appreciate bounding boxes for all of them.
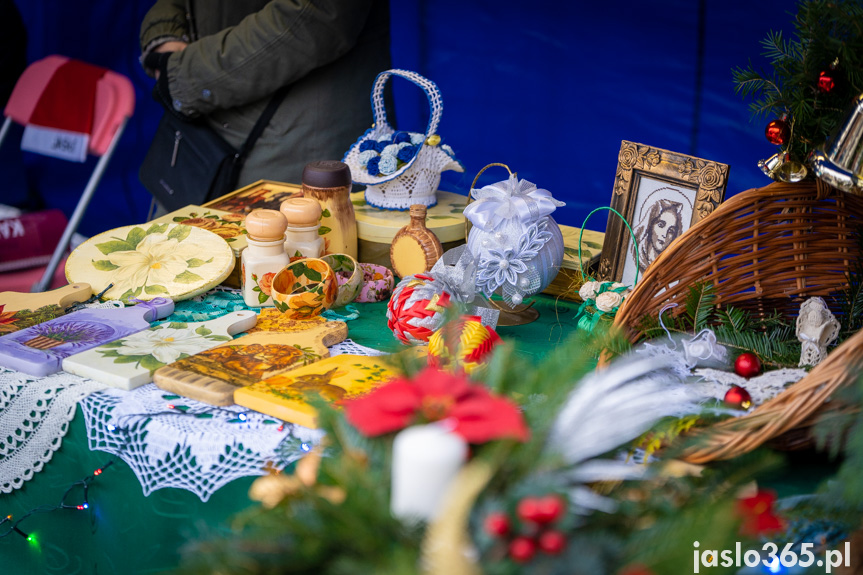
[598,141,729,285]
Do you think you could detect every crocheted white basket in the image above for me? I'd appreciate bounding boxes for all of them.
[343,69,463,210]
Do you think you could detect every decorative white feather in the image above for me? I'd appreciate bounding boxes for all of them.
[546,356,702,513]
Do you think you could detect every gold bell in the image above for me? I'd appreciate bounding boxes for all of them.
[758,151,807,183]
[810,92,863,194]
[425,134,441,146]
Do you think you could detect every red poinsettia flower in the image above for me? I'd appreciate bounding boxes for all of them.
[344,366,529,444]
[736,490,784,537]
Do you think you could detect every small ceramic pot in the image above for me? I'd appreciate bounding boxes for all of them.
[356,263,395,303]
[270,258,337,320]
[320,253,362,308]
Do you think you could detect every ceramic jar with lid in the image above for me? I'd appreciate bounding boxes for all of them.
[301,160,357,258]
[280,197,325,259]
[241,209,290,307]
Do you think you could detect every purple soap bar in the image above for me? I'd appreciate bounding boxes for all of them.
[0,298,174,377]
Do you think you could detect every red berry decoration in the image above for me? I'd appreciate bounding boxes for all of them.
[724,385,752,410]
[734,352,762,378]
[535,494,566,524]
[484,512,511,537]
[508,536,537,563]
[765,118,790,146]
[516,497,543,524]
[817,69,837,93]
[538,530,567,554]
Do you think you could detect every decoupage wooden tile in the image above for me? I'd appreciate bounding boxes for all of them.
[0,283,92,335]
[62,310,258,391]
[0,299,174,377]
[152,320,348,405]
[233,354,396,428]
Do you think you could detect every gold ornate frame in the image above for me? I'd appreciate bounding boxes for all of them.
[598,141,729,283]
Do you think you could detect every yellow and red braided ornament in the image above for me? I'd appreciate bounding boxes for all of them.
[427,315,502,374]
[386,274,452,345]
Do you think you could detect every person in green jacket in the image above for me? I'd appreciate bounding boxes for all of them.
[140,0,391,189]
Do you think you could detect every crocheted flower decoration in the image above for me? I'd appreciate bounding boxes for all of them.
[357,130,456,177]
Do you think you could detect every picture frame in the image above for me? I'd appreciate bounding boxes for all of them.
[598,141,729,285]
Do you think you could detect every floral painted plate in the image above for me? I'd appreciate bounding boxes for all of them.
[65,223,235,303]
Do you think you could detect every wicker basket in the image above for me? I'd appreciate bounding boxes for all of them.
[607,179,863,464]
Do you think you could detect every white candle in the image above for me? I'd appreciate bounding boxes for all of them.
[390,423,468,522]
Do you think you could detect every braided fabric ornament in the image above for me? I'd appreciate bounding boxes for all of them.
[386,274,452,345]
[427,316,502,374]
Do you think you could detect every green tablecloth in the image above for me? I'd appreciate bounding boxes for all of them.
[0,296,582,574]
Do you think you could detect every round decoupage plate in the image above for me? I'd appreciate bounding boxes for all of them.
[66,223,235,303]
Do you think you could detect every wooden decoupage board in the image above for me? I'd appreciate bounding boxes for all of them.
[62,310,258,391]
[149,206,248,288]
[0,283,92,335]
[153,308,348,406]
[65,223,235,303]
[0,300,174,377]
[234,354,397,429]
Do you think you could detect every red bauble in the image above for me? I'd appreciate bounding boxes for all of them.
[538,530,567,554]
[817,69,837,93]
[734,352,762,378]
[535,494,566,524]
[724,385,753,410]
[516,497,543,523]
[484,512,511,537]
[765,118,790,146]
[508,536,537,563]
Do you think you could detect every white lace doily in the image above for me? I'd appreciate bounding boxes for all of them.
[79,338,383,501]
[0,367,106,493]
[690,367,808,407]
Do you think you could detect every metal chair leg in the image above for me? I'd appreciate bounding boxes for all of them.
[32,118,128,293]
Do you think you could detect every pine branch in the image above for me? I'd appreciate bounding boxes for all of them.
[714,306,749,333]
[685,282,716,332]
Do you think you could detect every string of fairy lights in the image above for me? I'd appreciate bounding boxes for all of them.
[1,460,115,544]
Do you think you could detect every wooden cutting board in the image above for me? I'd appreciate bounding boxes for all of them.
[0,283,92,335]
[0,299,175,377]
[62,310,258,391]
[152,320,347,405]
[234,354,396,428]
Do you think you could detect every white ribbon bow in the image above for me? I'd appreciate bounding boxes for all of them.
[463,174,564,232]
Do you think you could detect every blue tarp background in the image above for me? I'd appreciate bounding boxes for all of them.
[5,0,797,236]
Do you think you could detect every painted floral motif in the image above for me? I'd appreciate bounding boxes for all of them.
[250,272,277,305]
[356,264,394,303]
[97,322,231,372]
[90,223,217,302]
[271,260,337,320]
[321,254,362,307]
[172,211,246,242]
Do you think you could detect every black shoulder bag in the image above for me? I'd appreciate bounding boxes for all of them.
[140,85,289,212]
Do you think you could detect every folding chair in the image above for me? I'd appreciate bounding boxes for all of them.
[0,55,135,292]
